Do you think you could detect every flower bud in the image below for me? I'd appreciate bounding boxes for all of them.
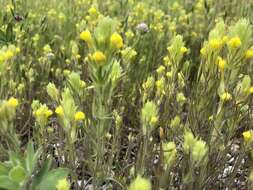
[163,141,177,169]
[74,111,85,121]
[47,83,59,102]
[192,140,208,164]
[7,97,19,108]
[110,33,123,49]
[242,130,253,143]
[220,92,232,102]
[92,51,106,64]
[80,30,92,45]
[227,37,241,49]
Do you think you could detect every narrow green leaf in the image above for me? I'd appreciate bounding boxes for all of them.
[6,23,14,42]
[8,152,21,167]
[25,141,41,175]
[31,158,52,190]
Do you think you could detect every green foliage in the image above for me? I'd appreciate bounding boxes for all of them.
[0,142,69,190]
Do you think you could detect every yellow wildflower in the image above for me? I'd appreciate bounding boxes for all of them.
[166,71,172,78]
[88,7,98,16]
[92,51,106,63]
[7,97,19,108]
[242,130,252,143]
[56,178,70,190]
[35,109,43,117]
[248,86,253,94]
[15,47,20,53]
[63,69,70,76]
[156,65,165,74]
[43,44,52,53]
[209,39,222,50]
[4,50,14,60]
[80,30,92,44]
[227,37,242,49]
[163,56,172,67]
[222,36,229,44]
[180,46,188,54]
[74,111,85,121]
[200,47,207,56]
[80,81,86,88]
[156,79,164,89]
[55,106,64,116]
[191,32,197,38]
[32,34,40,42]
[150,116,158,125]
[35,106,52,118]
[217,56,226,72]
[220,92,232,101]
[75,54,81,59]
[45,110,53,118]
[105,132,112,140]
[245,49,253,59]
[110,33,123,49]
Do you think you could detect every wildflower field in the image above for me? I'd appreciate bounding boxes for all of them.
[1,0,253,189]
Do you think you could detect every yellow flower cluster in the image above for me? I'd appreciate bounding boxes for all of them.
[74,111,85,121]
[150,116,158,125]
[0,45,20,63]
[209,39,223,50]
[227,37,241,49]
[0,98,18,121]
[141,101,158,133]
[245,49,253,59]
[242,130,252,143]
[248,86,253,94]
[43,44,52,53]
[200,47,207,56]
[156,65,165,74]
[217,56,226,72]
[110,33,123,49]
[35,106,53,118]
[220,92,232,102]
[203,35,241,54]
[142,76,154,90]
[55,106,64,117]
[155,77,165,95]
[121,47,137,62]
[7,97,19,108]
[180,46,188,54]
[88,7,98,17]
[80,30,92,45]
[92,51,106,63]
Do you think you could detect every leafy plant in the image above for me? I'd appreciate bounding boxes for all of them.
[0,141,69,190]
